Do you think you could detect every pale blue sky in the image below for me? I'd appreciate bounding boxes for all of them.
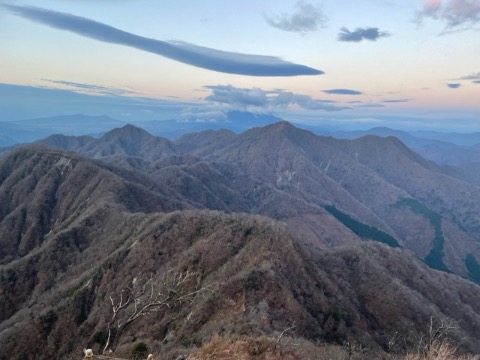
[1,0,479,130]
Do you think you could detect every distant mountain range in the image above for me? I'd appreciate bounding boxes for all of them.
[1,121,480,358]
[326,127,480,166]
[9,121,480,278]
[2,120,480,272]
[327,127,480,147]
[0,111,282,146]
[2,113,479,167]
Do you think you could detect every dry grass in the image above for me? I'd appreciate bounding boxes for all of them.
[404,340,480,360]
[188,335,273,360]
[59,336,479,360]
[186,335,373,360]
[401,318,480,360]
[186,335,480,360]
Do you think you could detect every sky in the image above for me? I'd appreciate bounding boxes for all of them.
[1,0,479,131]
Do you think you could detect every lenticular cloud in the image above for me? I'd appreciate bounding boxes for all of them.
[4,5,323,77]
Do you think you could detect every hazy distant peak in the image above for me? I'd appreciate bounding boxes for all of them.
[267,120,296,130]
[253,121,300,136]
[353,134,416,153]
[351,134,438,170]
[102,124,154,140]
[37,133,95,151]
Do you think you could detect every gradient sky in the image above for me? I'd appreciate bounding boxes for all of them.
[1,0,479,131]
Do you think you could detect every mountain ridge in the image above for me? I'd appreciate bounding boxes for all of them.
[28,122,480,278]
[2,121,480,358]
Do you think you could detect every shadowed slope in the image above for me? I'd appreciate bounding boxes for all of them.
[2,210,480,358]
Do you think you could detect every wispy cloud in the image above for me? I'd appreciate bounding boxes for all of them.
[0,82,193,121]
[447,83,461,88]
[458,72,480,80]
[323,89,363,95]
[205,86,268,107]
[356,103,386,108]
[180,107,228,122]
[4,4,322,77]
[338,27,390,42]
[418,0,480,30]
[264,1,327,33]
[383,99,411,103]
[42,79,136,96]
[204,85,349,112]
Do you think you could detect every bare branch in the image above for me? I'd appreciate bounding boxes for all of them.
[102,270,212,354]
[274,321,296,350]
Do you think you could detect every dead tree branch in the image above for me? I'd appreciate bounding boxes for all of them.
[103,270,212,354]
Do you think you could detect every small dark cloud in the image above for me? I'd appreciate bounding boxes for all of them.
[204,85,349,112]
[4,4,322,77]
[383,99,411,103]
[447,83,461,89]
[265,1,327,33]
[473,80,480,84]
[417,0,480,30]
[338,27,390,42]
[323,88,363,95]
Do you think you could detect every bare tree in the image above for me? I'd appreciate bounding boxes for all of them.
[103,270,210,354]
[423,317,459,356]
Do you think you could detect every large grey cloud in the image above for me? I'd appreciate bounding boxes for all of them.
[204,85,348,112]
[323,88,362,95]
[418,0,480,29]
[265,1,327,33]
[338,27,390,42]
[4,4,322,77]
[181,84,350,122]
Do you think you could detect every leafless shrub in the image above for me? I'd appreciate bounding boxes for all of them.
[103,270,212,354]
[404,318,479,360]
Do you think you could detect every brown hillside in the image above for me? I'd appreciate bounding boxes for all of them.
[1,144,480,359]
[2,209,480,359]
[32,123,480,277]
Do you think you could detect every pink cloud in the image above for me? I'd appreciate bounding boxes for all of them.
[420,0,480,28]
